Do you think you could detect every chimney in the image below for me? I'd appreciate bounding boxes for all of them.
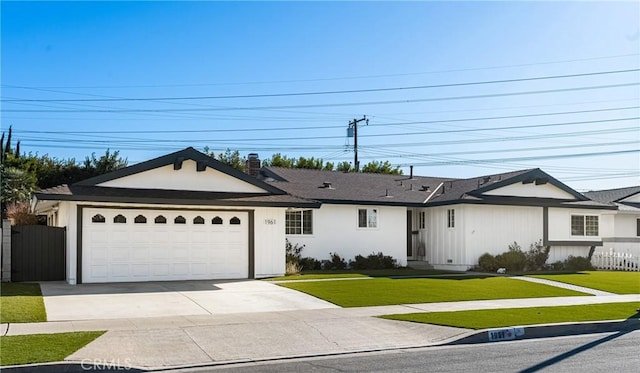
[410,165,414,179]
[245,153,261,178]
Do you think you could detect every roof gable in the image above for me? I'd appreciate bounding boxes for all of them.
[470,169,587,201]
[76,147,284,194]
[617,190,640,203]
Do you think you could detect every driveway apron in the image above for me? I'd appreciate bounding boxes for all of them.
[40,280,338,321]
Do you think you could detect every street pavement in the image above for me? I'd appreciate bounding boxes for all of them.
[1,276,638,371]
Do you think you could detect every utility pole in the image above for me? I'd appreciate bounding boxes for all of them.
[348,116,368,172]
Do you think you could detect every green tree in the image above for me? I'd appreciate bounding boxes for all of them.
[1,166,37,216]
[83,149,128,175]
[262,153,296,168]
[361,160,403,175]
[335,161,353,172]
[203,147,246,171]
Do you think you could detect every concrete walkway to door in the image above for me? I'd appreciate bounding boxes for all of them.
[39,279,339,321]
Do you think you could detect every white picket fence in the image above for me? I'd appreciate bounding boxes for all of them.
[591,249,640,272]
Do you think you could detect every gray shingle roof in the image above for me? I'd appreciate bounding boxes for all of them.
[261,167,603,208]
[260,167,450,206]
[583,186,640,204]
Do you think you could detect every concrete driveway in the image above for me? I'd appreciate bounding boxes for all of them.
[40,280,338,321]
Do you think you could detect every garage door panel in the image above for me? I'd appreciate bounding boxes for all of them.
[131,264,149,277]
[83,208,250,283]
[131,247,149,260]
[152,264,170,276]
[151,247,170,260]
[89,265,108,279]
[110,264,130,278]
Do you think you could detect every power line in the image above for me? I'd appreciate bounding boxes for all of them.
[5,82,639,113]
[4,53,637,89]
[393,149,640,167]
[12,106,638,135]
[17,125,639,149]
[4,69,638,103]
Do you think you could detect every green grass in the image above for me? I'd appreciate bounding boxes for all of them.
[0,331,105,366]
[381,302,640,330]
[278,276,589,307]
[530,271,640,294]
[265,269,460,281]
[0,283,47,323]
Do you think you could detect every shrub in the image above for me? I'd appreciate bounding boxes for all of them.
[524,240,550,271]
[327,252,347,270]
[495,242,526,272]
[563,255,594,271]
[6,202,38,225]
[477,253,499,272]
[350,252,398,269]
[285,261,302,275]
[285,239,304,264]
[299,257,322,271]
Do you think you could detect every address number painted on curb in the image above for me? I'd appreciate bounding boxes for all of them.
[487,327,525,342]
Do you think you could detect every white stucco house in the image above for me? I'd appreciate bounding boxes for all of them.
[33,147,634,283]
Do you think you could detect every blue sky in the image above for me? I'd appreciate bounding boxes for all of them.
[2,1,639,191]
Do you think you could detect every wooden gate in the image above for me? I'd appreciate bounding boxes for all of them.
[11,225,66,281]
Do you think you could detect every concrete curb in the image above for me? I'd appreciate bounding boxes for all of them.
[446,318,640,345]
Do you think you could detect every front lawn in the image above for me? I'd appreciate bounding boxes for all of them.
[278,276,589,307]
[381,302,640,329]
[0,331,105,366]
[0,283,47,323]
[267,269,459,281]
[530,271,640,294]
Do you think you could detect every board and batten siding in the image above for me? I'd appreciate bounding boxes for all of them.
[286,204,407,266]
[423,204,543,270]
[422,205,465,270]
[463,204,543,266]
[253,207,286,278]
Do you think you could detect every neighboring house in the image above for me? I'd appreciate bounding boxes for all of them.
[32,147,626,284]
[33,147,318,284]
[260,167,617,270]
[584,186,640,256]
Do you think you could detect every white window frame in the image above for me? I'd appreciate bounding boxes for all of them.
[285,209,313,235]
[571,214,599,237]
[358,208,378,229]
[447,209,455,228]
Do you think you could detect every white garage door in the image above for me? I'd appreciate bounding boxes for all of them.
[82,208,249,283]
